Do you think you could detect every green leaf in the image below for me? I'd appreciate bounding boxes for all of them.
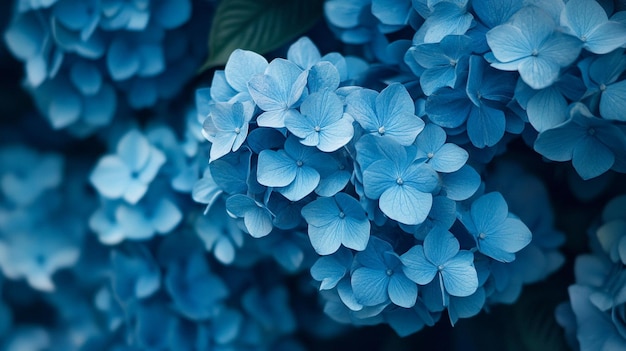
[201,0,324,71]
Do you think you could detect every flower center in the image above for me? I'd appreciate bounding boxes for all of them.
[437,264,444,271]
[338,211,345,219]
[531,49,538,56]
[588,128,596,136]
[600,84,607,91]
[396,177,404,185]
[386,269,394,276]
[314,126,321,132]
[427,152,434,159]
[450,59,457,67]
[378,126,386,135]
[478,232,486,239]
[234,127,241,134]
[296,160,303,167]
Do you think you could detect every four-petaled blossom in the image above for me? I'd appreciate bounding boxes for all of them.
[346,83,425,146]
[414,124,468,173]
[351,237,418,308]
[560,0,626,54]
[401,229,478,303]
[285,89,353,152]
[202,101,254,162]
[462,192,532,263]
[90,129,165,204]
[486,6,582,89]
[301,193,370,255]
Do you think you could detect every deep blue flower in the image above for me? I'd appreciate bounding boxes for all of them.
[486,6,582,89]
[285,89,353,152]
[462,192,532,262]
[351,237,418,308]
[324,0,379,45]
[301,193,370,255]
[578,50,626,122]
[406,34,472,95]
[401,228,478,300]
[534,103,626,180]
[110,245,161,303]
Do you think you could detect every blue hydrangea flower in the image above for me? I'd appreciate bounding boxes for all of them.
[202,101,255,162]
[110,245,161,303]
[486,6,582,89]
[249,58,309,128]
[210,49,268,103]
[413,0,474,44]
[361,138,439,225]
[346,83,425,146]
[414,123,468,173]
[285,89,353,152]
[401,229,478,301]
[90,129,165,204]
[351,237,418,308]
[301,193,370,255]
[577,50,626,122]
[560,0,626,54]
[534,103,626,180]
[461,192,532,263]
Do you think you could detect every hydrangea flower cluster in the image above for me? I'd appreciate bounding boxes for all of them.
[3,0,626,349]
[193,36,567,334]
[324,0,626,180]
[3,0,213,135]
[556,195,626,351]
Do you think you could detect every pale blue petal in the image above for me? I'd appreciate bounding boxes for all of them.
[351,267,389,306]
[362,159,397,199]
[538,32,582,67]
[301,196,339,227]
[48,83,82,129]
[517,56,560,90]
[308,62,340,93]
[300,89,344,127]
[572,136,615,180]
[287,36,321,69]
[527,87,568,132]
[117,130,150,171]
[243,207,273,238]
[441,251,477,297]
[308,223,342,255]
[311,251,350,290]
[278,166,320,201]
[416,123,446,157]
[600,80,626,121]
[319,117,354,152]
[376,83,414,124]
[346,88,379,131]
[225,49,268,92]
[379,185,432,225]
[480,217,532,262]
[560,0,609,40]
[4,13,46,60]
[225,194,256,217]
[341,216,370,252]
[256,109,294,129]
[107,38,139,81]
[473,0,521,28]
[256,150,297,187]
[137,147,165,183]
[425,88,471,128]
[388,274,417,308]
[424,229,459,265]
[401,245,437,285]
[403,163,439,193]
[420,65,457,96]
[70,61,102,95]
[115,205,153,240]
[486,24,530,62]
[89,155,130,199]
[585,21,626,54]
[440,165,480,201]
[429,143,468,173]
[123,178,148,204]
[151,199,182,234]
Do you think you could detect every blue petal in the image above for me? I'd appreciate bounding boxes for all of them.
[48,83,82,129]
[560,0,608,41]
[486,24,531,62]
[89,155,130,199]
[308,61,341,93]
[585,21,626,54]
[153,0,191,29]
[517,56,560,90]
[572,136,614,180]
[151,199,182,234]
[4,13,46,60]
[440,165,480,201]
[480,217,532,262]
[287,36,321,70]
[416,123,446,157]
[466,104,506,148]
[278,165,320,201]
[257,150,297,187]
[311,251,351,290]
[601,80,626,121]
[471,192,508,233]
[527,87,568,132]
[429,143,468,173]
[224,49,268,93]
[441,251,477,297]
[117,130,150,172]
[401,245,437,285]
[351,267,389,306]
[473,0,521,28]
[107,38,139,81]
[362,159,398,199]
[243,206,273,238]
[388,274,417,308]
[345,88,379,131]
[424,229,459,265]
[380,185,432,225]
[425,88,471,128]
[533,124,585,162]
[69,61,102,95]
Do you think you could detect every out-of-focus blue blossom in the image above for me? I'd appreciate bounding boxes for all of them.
[557,195,626,350]
[194,197,244,265]
[110,244,160,303]
[301,193,370,255]
[4,0,212,133]
[486,6,581,89]
[534,102,626,180]
[560,0,626,54]
[90,129,165,204]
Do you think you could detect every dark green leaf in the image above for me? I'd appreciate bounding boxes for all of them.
[201,0,324,71]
